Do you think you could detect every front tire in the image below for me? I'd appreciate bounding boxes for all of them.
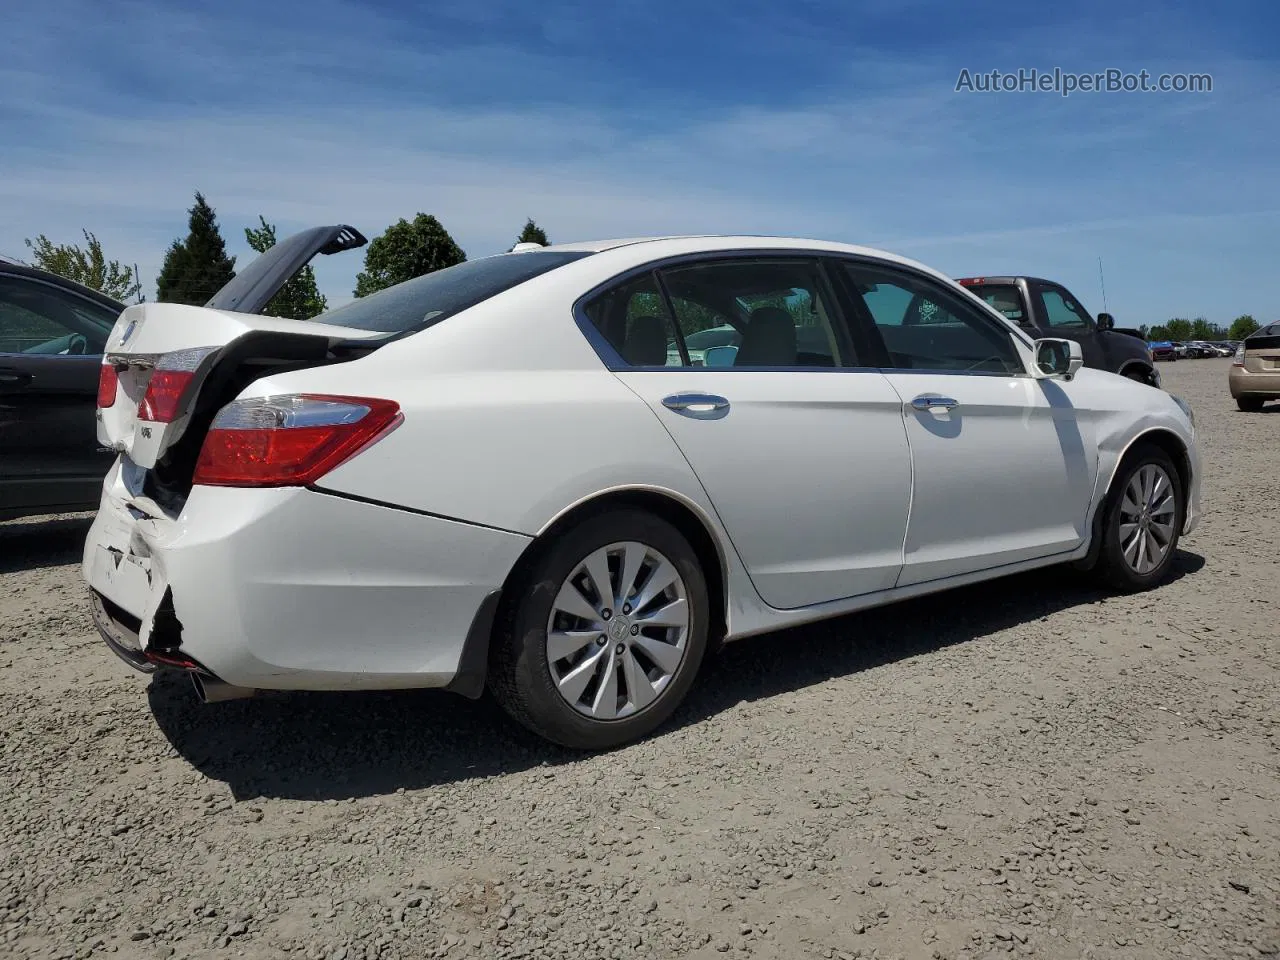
[1095,444,1185,592]
[489,509,709,750]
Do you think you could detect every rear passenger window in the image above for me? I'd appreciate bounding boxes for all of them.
[842,263,1022,375]
[581,258,856,369]
[658,258,853,368]
[581,274,683,367]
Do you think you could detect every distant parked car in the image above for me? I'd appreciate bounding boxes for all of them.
[1148,340,1177,362]
[955,276,1158,385]
[1229,321,1280,411]
[0,262,122,521]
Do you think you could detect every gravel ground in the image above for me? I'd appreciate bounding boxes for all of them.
[1,357,1276,960]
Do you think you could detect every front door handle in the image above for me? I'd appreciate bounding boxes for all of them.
[0,367,33,388]
[909,394,958,412]
[661,392,730,420]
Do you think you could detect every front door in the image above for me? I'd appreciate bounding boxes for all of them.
[836,259,1097,587]
[582,256,913,610]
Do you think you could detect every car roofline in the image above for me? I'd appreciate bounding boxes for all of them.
[0,261,127,311]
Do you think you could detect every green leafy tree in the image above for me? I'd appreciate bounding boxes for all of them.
[23,230,142,302]
[1190,317,1222,339]
[243,216,327,319]
[353,214,465,297]
[1147,324,1171,340]
[1165,317,1193,341]
[156,192,236,305]
[1136,324,1150,339]
[1228,314,1259,340]
[514,218,549,247]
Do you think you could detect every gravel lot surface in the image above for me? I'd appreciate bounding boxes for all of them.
[1,357,1276,960]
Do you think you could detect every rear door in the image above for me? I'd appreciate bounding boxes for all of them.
[0,272,118,515]
[585,255,913,609]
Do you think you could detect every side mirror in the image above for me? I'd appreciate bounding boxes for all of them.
[1032,338,1084,381]
[703,345,738,367]
[1096,312,1115,331]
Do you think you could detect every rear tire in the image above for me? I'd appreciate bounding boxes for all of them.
[1094,443,1185,592]
[1236,397,1265,412]
[488,509,709,750]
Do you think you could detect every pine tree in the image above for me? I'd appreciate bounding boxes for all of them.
[353,214,465,297]
[156,192,236,305]
[515,218,549,247]
[244,217,327,319]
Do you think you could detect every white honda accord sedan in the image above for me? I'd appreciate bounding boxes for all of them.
[84,229,1200,749]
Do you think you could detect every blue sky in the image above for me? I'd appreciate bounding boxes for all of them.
[1,0,1276,324]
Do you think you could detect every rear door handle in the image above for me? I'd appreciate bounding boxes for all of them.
[0,367,33,388]
[909,394,958,412]
[661,393,730,420]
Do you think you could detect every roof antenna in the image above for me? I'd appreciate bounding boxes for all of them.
[1097,257,1109,313]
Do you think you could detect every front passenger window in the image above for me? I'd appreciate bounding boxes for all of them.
[842,264,1022,374]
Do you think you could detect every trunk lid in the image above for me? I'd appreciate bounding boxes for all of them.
[204,224,366,315]
[98,301,387,469]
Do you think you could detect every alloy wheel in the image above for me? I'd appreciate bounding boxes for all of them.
[545,541,690,720]
[1117,463,1177,575]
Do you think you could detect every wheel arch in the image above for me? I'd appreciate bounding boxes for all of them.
[503,486,730,644]
[1116,359,1158,384]
[1078,426,1192,570]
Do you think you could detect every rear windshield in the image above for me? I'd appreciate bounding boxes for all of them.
[963,283,1027,325]
[314,251,592,333]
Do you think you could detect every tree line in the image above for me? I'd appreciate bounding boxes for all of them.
[20,197,1268,339]
[1141,316,1260,342]
[21,191,552,320]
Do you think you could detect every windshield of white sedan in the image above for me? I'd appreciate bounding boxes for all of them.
[312,251,593,332]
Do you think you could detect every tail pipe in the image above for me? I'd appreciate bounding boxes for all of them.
[190,672,257,704]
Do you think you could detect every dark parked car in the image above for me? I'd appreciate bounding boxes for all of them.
[1148,340,1178,362]
[0,262,122,521]
[955,276,1159,386]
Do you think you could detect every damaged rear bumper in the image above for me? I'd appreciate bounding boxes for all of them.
[83,459,531,694]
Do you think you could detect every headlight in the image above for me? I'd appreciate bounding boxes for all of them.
[1171,394,1195,426]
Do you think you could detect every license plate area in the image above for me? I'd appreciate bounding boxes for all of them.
[89,544,155,620]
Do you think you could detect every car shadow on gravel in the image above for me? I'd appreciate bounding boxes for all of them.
[149,550,1204,802]
[0,515,93,574]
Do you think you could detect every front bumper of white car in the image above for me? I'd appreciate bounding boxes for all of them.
[83,458,531,695]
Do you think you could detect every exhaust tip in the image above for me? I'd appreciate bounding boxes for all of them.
[190,672,257,704]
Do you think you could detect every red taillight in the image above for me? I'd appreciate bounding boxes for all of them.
[957,277,983,286]
[193,394,402,488]
[138,347,219,423]
[97,363,119,409]
[139,370,196,422]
